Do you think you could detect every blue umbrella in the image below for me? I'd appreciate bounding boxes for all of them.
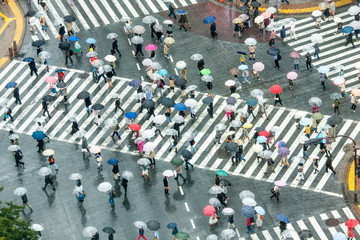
[277,214,290,223]
[86,38,96,44]
[55,69,67,73]
[299,118,312,126]
[342,26,354,34]
[32,131,46,140]
[257,136,267,143]
[246,99,258,106]
[158,69,168,76]
[125,112,137,119]
[236,51,247,55]
[241,205,255,218]
[203,16,216,24]
[254,206,265,215]
[68,36,79,42]
[174,103,187,111]
[167,222,177,229]
[238,65,248,70]
[267,48,280,56]
[107,158,119,165]
[23,57,34,62]
[129,79,142,87]
[333,232,347,240]
[5,82,17,89]
[176,9,187,15]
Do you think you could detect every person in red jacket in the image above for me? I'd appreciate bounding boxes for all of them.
[246,217,254,233]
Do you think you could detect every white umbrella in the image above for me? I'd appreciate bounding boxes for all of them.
[43,149,54,156]
[250,89,264,97]
[176,61,187,70]
[245,38,257,46]
[153,115,166,124]
[318,65,330,74]
[38,167,52,176]
[173,115,185,123]
[230,120,242,128]
[82,226,98,237]
[89,146,101,154]
[142,15,156,24]
[333,16,342,23]
[261,150,272,158]
[222,207,235,215]
[312,10,323,17]
[334,65,345,71]
[231,93,241,99]
[162,169,175,177]
[134,221,147,229]
[238,65,248,70]
[184,99,197,107]
[318,2,328,10]
[209,198,221,207]
[86,51,98,58]
[104,55,116,62]
[309,97,322,107]
[186,85,197,91]
[31,224,44,231]
[190,53,203,61]
[215,123,227,131]
[225,80,236,86]
[120,16,131,22]
[254,206,266,215]
[242,197,257,206]
[163,19,174,24]
[311,33,323,44]
[106,33,118,39]
[254,16,264,24]
[69,173,83,180]
[131,36,144,44]
[141,129,155,139]
[209,186,223,194]
[151,62,162,70]
[38,51,51,59]
[271,126,280,132]
[137,158,151,165]
[348,6,360,16]
[206,234,218,240]
[252,144,263,153]
[239,190,255,200]
[122,170,134,180]
[266,24,276,31]
[132,25,146,34]
[97,182,112,192]
[350,21,360,30]
[8,145,20,152]
[266,7,277,14]
[142,58,153,66]
[183,132,195,141]
[201,75,214,82]
[14,187,27,196]
[33,117,45,123]
[151,73,162,81]
[35,10,46,18]
[153,24,163,32]
[143,142,155,152]
[221,229,236,239]
[164,129,178,136]
[73,186,83,195]
[134,137,144,144]
[104,118,118,127]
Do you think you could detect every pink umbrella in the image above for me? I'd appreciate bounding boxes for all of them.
[203,205,216,216]
[45,76,56,84]
[286,71,298,80]
[261,12,271,19]
[289,51,300,59]
[333,76,345,86]
[253,62,265,72]
[145,44,157,51]
[274,180,287,187]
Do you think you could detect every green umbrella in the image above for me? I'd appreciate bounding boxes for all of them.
[175,232,190,239]
[170,157,184,166]
[311,112,324,120]
[215,170,228,176]
[200,68,211,75]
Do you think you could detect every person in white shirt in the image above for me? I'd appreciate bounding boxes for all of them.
[29,16,37,35]
[289,22,297,39]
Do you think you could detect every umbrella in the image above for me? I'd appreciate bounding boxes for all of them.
[142,58,152,66]
[240,5,250,11]
[89,146,101,154]
[142,15,156,24]
[85,38,96,44]
[106,33,118,39]
[120,16,131,22]
[225,142,238,152]
[42,95,55,102]
[23,57,34,62]
[173,78,185,87]
[246,98,258,106]
[309,97,322,107]
[238,65,248,71]
[220,179,231,186]
[215,123,227,131]
[174,103,187,111]
[164,129,178,136]
[175,232,189,239]
[271,126,280,132]
[334,65,345,71]
[318,65,330,74]
[345,219,359,227]
[32,40,45,47]
[230,120,241,128]
[252,62,265,72]
[176,9,187,15]
[184,99,197,108]
[242,197,257,206]
[8,145,20,152]
[209,198,221,207]
[257,136,267,143]
[26,10,36,17]
[86,52,98,58]
[250,89,264,98]
[222,207,235,215]
[275,180,287,187]
[287,71,298,80]
[146,220,160,231]
[277,214,290,223]
[241,205,256,217]
[186,85,197,91]
[290,51,300,59]
[204,16,216,24]
[63,15,76,22]
[237,51,247,55]
[206,235,217,240]
[333,16,342,23]
[59,42,71,50]
[312,112,324,120]
[251,1,261,7]
[170,157,184,166]
[190,53,203,61]
[69,173,82,180]
[164,37,175,44]
[77,91,90,100]
[145,44,157,51]
[266,6,277,13]
[243,122,253,129]
[31,224,44,231]
[311,33,323,43]
[348,6,360,15]
[312,10,322,17]
[259,131,270,138]
[173,115,185,124]
[104,55,116,62]
[104,118,118,127]
[151,73,162,81]
[221,229,236,239]
[202,75,214,82]
[133,25,146,34]
[254,206,265,215]
[102,227,116,234]
[32,131,46,140]
[142,129,155,139]
[67,36,79,42]
[233,18,244,24]
[342,26,354,34]
[122,171,134,180]
[278,147,290,156]
[153,24,163,32]
[163,19,174,24]
[158,69,168,76]
[92,103,104,111]
[181,150,192,159]
[333,232,347,240]
[226,97,236,105]
[45,76,56,84]
[167,222,177,229]
[270,85,282,94]
[97,182,112,192]
[254,16,264,24]
[203,205,216,216]
[244,38,257,46]
[274,141,286,148]
[330,93,342,99]
[298,230,313,238]
[162,170,175,177]
[153,115,166,124]
[56,82,67,89]
[333,76,345,86]
[261,11,271,19]
[107,158,119,165]
[125,112,137,119]
[200,68,211,75]
[176,61,187,70]
[228,67,241,76]
[131,36,144,45]
[209,186,223,194]
[239,190,255,200]
[43,149,54,156]
[137,158,151,165]
[142,100,155,109]
[215,170,228,176]
[14,187,27,196]
[5,82,17,89]
[267,48,280,56]
[143,142,155,153]
[38,167,52,176]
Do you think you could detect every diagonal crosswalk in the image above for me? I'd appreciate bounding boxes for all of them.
[275,11,360,93]
[28,0,199,40]
[1,60,359,197]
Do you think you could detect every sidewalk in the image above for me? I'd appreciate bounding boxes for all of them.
[0,0,24,69]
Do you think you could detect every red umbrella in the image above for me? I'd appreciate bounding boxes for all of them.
[259,131,270,137]
[345,219,359,228]
[129,123,141,131]
[290,51,300,59]
[270,85,282,94]
[90,57,99,62]
[203,205,216,216]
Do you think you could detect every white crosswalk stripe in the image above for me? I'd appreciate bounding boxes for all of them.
[2,60,360,197]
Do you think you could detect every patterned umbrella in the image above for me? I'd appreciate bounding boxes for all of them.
[241,205,256,217]
[289,51,300,59]
[146,220,160,231]
[311,112,324,120]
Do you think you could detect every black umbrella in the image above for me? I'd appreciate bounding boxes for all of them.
[240,0,249,2]
[181,149,192,159]
[226,97,236,105]
[160,97,175,108]
[255,126,265,131]
[267,48,280,56]
[225,142,238,152]
[92,103,104,111]
[59,42,71,50]
[142,100,155,109]
[174,78,186,87]
[327,115,342,126]
[102,227,116,234]
[169,75,179,80]
[220,179,232,186]
[202,97,213,104]
[77,91,90,99]
[251,1,261,7]
[147,220,160,231]
[298,230,312,238]
[26,10,36,17]
[64,15,76,22]
[56,82,67,89]
[239,5,250,12]
[32,40,45,47]
[42,95,55,102]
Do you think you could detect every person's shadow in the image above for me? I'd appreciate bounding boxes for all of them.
[122,197,130,210]
[164,195,176,213]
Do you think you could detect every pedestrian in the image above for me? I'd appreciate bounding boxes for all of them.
[97,65,106,83]
[242,126,251,143]
[264,157,275,174]
[279,221,287,233]
[12,86,21,105]
[133,43,144,58]
[345,32,355,48]
[293,58,300,73]
[14,149,24,167]
[28,59,38,77]
[163,176,170,195]
[216,192,227,207]
[280,155,289,167]
[66,21,74,36]
[270,29,276,46]
[214,130,222,144]
[3,106,14,122]
[304,124,311,138]
[155,30,163,44]
[138,139,144,156]
[28,16,38,35]
[168,2,176,19]
[333,98,340,114]
[208,102,214,118]
[121,177,128,197]
[351,94,357,112]
[74,41,82,55]
[347,226,355,240]
[37,139,45,153]
[249,45,255,60]
[114,98,124,114]
[95,153,103,171]
[240,54,246,65]
[164,42,170,58]
[270,185,281,202]
[70,120,79,135]
[315,16,321,29]
[227,214,235,229]
[58,24,65,42]
[141,164,150,180]
[65,49,73,66]
[246,217,254,233]
[330,0,335,17]
[174,164,186,182]
[125,20,132,37]
[178,15,188,32]
[258,21,265,36]
[313,44,320,60]
[174,122,181,138]
[150,50,156,62]
[21,193,33,211]
[273,93,283,107]
[184,156,193,170]
[48,155,59,171]
[289,22,297,39]
[209,212,218,227]
[89,43,96,52]
[42,174,56,191]
[312,157,319,174]
[247,104,255,118]
[296,163,305,181]
[274,53,281,69]
[325,153,336,175]
[36,46,42,63]
[305,52,312,71]
[312,104,319,113]
[107,189,115,207]
[234,23,241,38]
[280,26,286,45]
[112,164,120,181]
[166,24,173,37]
[111,123,121,140]
[323,7,331,21]
[106,71,113,88]
[259,101,269,120]
[81,136,90,155]
[210,21,217,37]
[334,21,343,35]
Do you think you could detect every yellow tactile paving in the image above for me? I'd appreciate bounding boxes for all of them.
[349,161,355,191]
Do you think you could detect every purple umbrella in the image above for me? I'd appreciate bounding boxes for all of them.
[278,147,290,156]
[129,79,142,87]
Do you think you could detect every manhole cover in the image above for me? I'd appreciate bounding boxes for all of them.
[325,218,339,227]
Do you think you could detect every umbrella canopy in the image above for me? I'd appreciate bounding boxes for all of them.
[215,123,227,131]
[162,170,175,177]
[5,82,17,89]
[142,129,155,139]
[14,187,27,196]
[43,149,55,156]
[290,51,301,59]
[297,230,313,238]
[77,91,90,99]
[164,37,175,45]
[222,207,235,216]
[200,68,211,75]
[228,67,241,76]
[240,5,250,11]
[252,144,263,153]
[107,158,119,165]
[26,10,36,17]
[311,112,324,120]
[245,38,257,46]
[146,220,160,231]
[275,180,287,187]
[257,136,267,143]
[191,53,203,60]
[86,52,98,58]
[186,85,197,91]
[277,214,290,223]
[226,97,236,105]
[142,100,155,109]
[23,57,34,62]
[267,48,280,56]
[8,145,20,152]
[311,33,323,43]
[142,15,156,24]
[174,103,187,111]
[89,146,101,154]
[246,98,258,106]
[158,69,168,77]
[176,61,187,70]
[241,205,256,217]
[342,26,354,34]
[312,10,322,17]
[69,173,83,180]
[167,222,177,229]
[209,186,223,194]
[333,232,347,240]
[106,33,118,39]
[254,206,265,215]
[170,157,184,166]
[64,15,76,22]
[200,75,213,83]
[253,62,265,72]
[181,149,192,159]
[45,76,56,84]
[233,17,244,24]
[174,78,186,87]
[145,44,157,51]
[348,6,360,15]
[32,40,45,47]
[153,115,166,124]
[164,129,178,136]
[254,16,264,24]
[330,92,342,99]
[122,171,134,180]
[238,65,248,71]
[309,97,322,107]
[345,219,359,227]
[278,147,290,156]
[137,158,151,165]
[318,65,330,74]
[143,142,155,153]
[270,85,282,94]
[300,118,312,126]
[173,115,185,124]
[230,120,242,128]
[259,131,270,137]
[266,6,277,13]
[225,142,238,152]
[98,182,112,192]
[102,227,116,234]
[131,36,144,45]
[31,224,44,231]
[203,205,216,216]
[333,76,345,86]
[153,24,163,32]
[239,13,249,20]
[163,19,174,24]
[175,232,190,239]
[250,89,264,98]
[133,25,146,34]
[59,42,71,50]
[334,64,345,71]
[274,141,286,148]
[215,170,228,176]
[38,167,52,176]
[104,55,116,62]
[120,16,131,22]
[209,198,221,207]
[134,221,147,229]
[239,190,255,200]
[32,131,46,140]
[176,9,187,15]
[92,103,104,111]
[242,197,257,206]
[142,58,152,66]
[221,229,236,239]
[104,118,118,127]
[68,36,79,42]
[125,112,137,119]
[206,235,217,240]
[204,16,216,24]
[56,82,67,89]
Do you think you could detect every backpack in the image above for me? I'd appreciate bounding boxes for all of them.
[277,54,282,60]
[69,50,74,56]
[78,192,85,202]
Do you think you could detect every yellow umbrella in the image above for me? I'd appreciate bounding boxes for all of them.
[351,89,360,97]
[164,37,175,44]
[43,149,55,156]
[242,123,253,129]
[232,18,244,24]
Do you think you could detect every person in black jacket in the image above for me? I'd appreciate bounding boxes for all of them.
[28,60,38,77]
[111,38,121,57]
[114,98,124,113]
[13,86,21,104]
[112,164,120,181]
[91,232,99,240]
[42,174,56,190]
[84,97,92,116]
[37,139,45,153]
[210,22,217,37]
[42,101,51,118]
[345,32,355,48]
[3,106,14,121]
[134,43,144,57]
[70,120,79,135]
[163,176,169,195]
[58,24,65,42]
[14,150,24,167]
[325,153,336,175]
[21,193,33,211]
[121,178,128,197]
[207,102,213,118]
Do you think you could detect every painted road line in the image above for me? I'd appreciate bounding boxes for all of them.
[77,0,100,28]
[143,0,160,13]
[155,0,168,11]
[124,0,140,18]
[188,0,198,4]
[136,63,140,71]
[313,47,360,67]
[209,158,223,170]
[178,0,189,6]
[110,0,129,17]
[52,0,80,32]
[89,0,110,25]
[64,0,90,30]
[31,0,56,38]
[309,216,328,239]
[135,0,150,16]
[261,230,274,240]
[34,18,50,41]
[0,61,24,86]
[169,55,174,63]
[184,202,190,212]
[99,0,120,22]
[331,210,341,219]
[179,186,184,195]
[286,224,300,240]
[45,0,79,33]
[272,227,283,239]
[250,234,260,240]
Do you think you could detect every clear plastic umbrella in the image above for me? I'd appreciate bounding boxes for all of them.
[153,24,163,32]
[173,115,185,123]
[348,6,360,16]
[252,144,263,153]
[209,186,223,194]
[191,53,203,61]
[318,65,330,74]
[142,58,152,66]
[162,169,175,177]
[221,229,236,239]
[309,97,322,107]
[131,36,143,44]
[8,145,20,152]
[311,33,323,44]
[122,171,134,180]
[137,158,151,165]
[86,51,98,58]
[151,62,162,70]
[206,234,218,240]
[120,16,131,22]
[230,120,242,128]
[104,118,118,127]
[38,167,52,176]
[38,51,51,59]
[242,197,257,206]
[153,115,166,124]
[14,187,27,196]
[222,207,235,215]
[215,123,227,131]
[250,89,264,97]
[141,129,155,139]
[183,132,196,141]
[201,75,214,82]
[163,19,174,24]
[184,99,197,107]
[209,198,221,207]
[82,226,98,237]
[142,15,156,24]
[106,33,118,39]
[245,38,257,46]
[31,224,44,231]
[97,182,112,192]
[164,129,178,136]
[132,25,146,34]
[239,190,255,200]
[69,173,83,180]
[261,150,272,158]
[143,142,155,152]
[134,221,147,229]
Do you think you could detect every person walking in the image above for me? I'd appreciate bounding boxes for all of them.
[280,26,286,45]
[345,32,355,48]
[330,0,336,17]
[163,176,170,195]
[37,139,45,153]
[227,214,236,229]
[48,154,59,172]
[246,217,255,233]
[333,98,340,114]
[208,102,214,118]
[58,24,65,42]
[334,21,343,35]
[270,29,276,46]
[164,42,170,58]
[107,189,115,207]
[320,73,327,90]
[21,193,33,211]
[42,174,56,191]
[184,157,193,170]
[264,157,275,174]
[121,177,128,197]
[214,130,222,144]
[85,97,92,116]
[67,22,74,36]
[14,149,24,167]
[174,164,186,182]
[325,154,336,175]
[114,98,124,114]
[95,153,103,171]
[149,149,156,165]
[304,52,312,71]
[273,93,283,107]
[249,45,255,60]
[210,21,217,37]
[112,164,120,181]
[296,163,305,181]
[312,157,319,174]
[168,2,176,19]
[351,94,357,112]
[81,136,90,155]
[42,100,51,118]
[313,44,320,60]
[76,190,86,207]
[134,43,144,58]
[289,22,297,39]
[141,164,150,180]
[111,123,121,140]
[270,185,281,202]
[70,120,79,135]
[28,59,38,77]
[3,106,14,122]
[178,15,188,32]
[137,227,148,240]
[65,49,73,66]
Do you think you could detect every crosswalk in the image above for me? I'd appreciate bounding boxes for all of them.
[275,11,360,93]
[0,60,357,196]
[29,0,198,41]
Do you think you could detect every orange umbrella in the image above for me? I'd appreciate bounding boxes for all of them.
[351,89,360,97]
